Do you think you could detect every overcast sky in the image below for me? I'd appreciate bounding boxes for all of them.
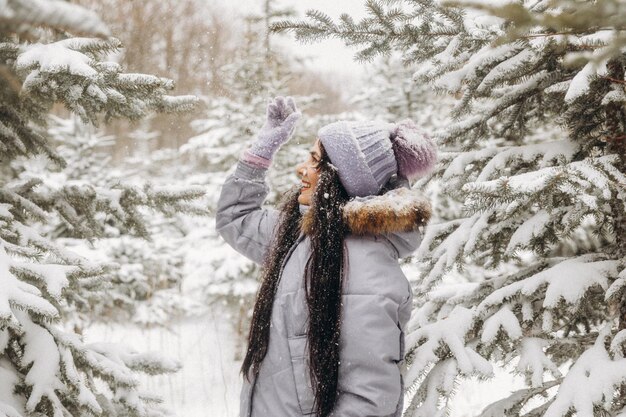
[275,0,369,75]
[215,0,370,80]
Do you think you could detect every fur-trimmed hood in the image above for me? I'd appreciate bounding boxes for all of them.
[341,187,431,235]
[302,185,432,258]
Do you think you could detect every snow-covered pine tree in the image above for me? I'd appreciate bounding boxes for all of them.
[13,116,196,328]
[0,1,207,415]
[273,1,626,415]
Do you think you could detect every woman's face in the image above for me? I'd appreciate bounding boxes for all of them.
[295,139,322,206]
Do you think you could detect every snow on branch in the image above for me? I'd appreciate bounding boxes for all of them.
[403,358,457,417]
[158,95,201,113]
[606,267,626,304]
[564,47,611,103]
[10,262,77,301]
[14,38,198,125]
[57,345,102,414]
[405,305,493,389]
[2,0,110,37]
[456,155,622,257]
[474,382,560,417]
[17,40,99,79]
[515,337,562,388]
[15,310,65,415]
[433,42,522,93]
[48,325,178,388]
[544,325,626,417]
[414,218,465,261]
[419,213,484,289]
[610,329,626,358]
[411,282,479,329]
[505,209,552,252]
[477,254,619,312]
[444,70,557,141]
[475,140,579,182]
[441,147,500,182]
[0,244,59,322]
[481,304,522,344]
[476,48,537,94]
[87,343,180,375]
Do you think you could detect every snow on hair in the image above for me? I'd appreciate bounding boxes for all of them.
[389,119,438,181]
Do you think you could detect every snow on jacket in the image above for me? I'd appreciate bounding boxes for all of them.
[215,160,432,417]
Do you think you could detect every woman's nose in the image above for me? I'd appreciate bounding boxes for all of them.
[295,163,305,178]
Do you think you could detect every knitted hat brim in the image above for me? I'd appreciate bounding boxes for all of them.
[318,121,380,197]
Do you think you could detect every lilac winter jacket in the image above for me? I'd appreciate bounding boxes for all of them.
[215,159,431,417]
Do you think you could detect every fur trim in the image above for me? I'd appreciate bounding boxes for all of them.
[343,187,432,235]
[301,187,432,236]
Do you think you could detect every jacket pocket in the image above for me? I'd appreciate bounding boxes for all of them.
[287,335,315,415]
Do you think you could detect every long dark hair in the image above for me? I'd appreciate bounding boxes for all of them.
[240,144,350,417]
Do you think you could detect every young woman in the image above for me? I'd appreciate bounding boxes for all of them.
[216,96,437,417]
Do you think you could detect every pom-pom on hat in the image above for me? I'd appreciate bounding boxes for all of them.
[317,118,437,197]
[390,119,439,181]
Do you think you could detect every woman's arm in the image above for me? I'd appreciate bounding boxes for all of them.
[215,96,301,265]
[215,154,280,265]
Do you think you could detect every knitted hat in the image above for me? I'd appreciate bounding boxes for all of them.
[317,119,437,197]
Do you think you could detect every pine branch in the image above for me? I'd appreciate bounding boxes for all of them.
[3,0,111,37]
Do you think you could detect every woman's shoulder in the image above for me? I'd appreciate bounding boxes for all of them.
[344,234,398,260]
[342,235,410,304]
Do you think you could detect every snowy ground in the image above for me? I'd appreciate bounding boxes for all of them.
[85,303,525,417]
[84,305,243,417]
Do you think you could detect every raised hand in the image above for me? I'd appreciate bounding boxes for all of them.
[249,96,302,161]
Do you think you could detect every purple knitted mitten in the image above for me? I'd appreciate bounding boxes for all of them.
[248,96,301,161]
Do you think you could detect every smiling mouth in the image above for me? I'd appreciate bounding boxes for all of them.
[301,181,311,190]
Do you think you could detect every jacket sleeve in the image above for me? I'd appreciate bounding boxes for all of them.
[215,159,280,265]
[330,292,410,417]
